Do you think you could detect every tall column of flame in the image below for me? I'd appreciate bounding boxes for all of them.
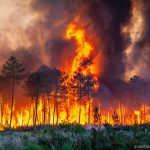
[64,23,97,124]
[66,23,95,76]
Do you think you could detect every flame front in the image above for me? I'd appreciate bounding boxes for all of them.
[0,21,150,130]
[1,99,150,129]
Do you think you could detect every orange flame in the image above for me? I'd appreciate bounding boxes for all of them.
[0,21,150,130]
[65,23,97,76]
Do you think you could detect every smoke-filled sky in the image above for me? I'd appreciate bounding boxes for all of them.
[0,0,150,82]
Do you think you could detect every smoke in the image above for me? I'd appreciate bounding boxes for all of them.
[0,0,132,79]
[85,0,132,82]
[123,0,150,80]
[11,48,42,71]
[0,0,150,95]
[45,38,76,68]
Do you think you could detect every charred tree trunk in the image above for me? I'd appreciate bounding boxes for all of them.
[33,100,35,125]
[78,86,82,124]
[27,97,33,126]
[66,98,69,122]
[88,89,90,124]
[143,105,146,123]
[119,101,123,125]
[10,73,15,128]
[53,89,58,125]
[34,94,38,126]
[43,96,46,125]
[79,99,81,124]
[56,97,58,125]
[0,97,4,124]
[48,97,51,125]
[99,101,101,125]
[21,110,23,126]
[53,97,56,125]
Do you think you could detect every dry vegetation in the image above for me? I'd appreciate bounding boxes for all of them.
[0,124,150,150]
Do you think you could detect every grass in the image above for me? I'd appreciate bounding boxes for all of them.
[0,124,149,150]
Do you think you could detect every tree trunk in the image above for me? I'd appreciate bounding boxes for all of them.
[34,95,38,126]
[79,99,81,124]
[119,101,122,125]
[88,89,90,124]
[53,90,58,125]
[48,97,51,125]
[79,87,81,124]
[99,101,101,125]
[33,101,35,125]
[0,98,3,124]
[143,105,146,123]
[21,109,23,126]
[66,98,69,122]
[56,97,58,125]
[53,98,56,125]
[27,97,33,126]
[10,74,15,128]
[43,96,46,125]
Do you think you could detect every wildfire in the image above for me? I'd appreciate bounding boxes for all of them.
[0,21,150,130]
[0,99,150,130]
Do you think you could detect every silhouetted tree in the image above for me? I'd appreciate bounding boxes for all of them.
[25,71,45,125]
[0,75,9,124]
[38,65,53,124]
[70,72,86,124]
[25,66,68,125]
[2,56,25,127]
[50,69,68,125]
[84,74,96,124]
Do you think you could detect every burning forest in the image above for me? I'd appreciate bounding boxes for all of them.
[0,0,150,131]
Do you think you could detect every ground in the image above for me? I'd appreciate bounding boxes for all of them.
[0,124,150,150]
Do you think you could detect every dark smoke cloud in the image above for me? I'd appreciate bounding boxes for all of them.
[45,38,76,68]
[11,48,42,72]
[0,0,131,82]
[86,0,132,82]
[29,0,132,83]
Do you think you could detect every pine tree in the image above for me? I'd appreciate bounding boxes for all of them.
[25,71,45,126]
[50,69,67,125]
[84,74,96,124]
[2,56,25,127]
[71,72,86,124]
